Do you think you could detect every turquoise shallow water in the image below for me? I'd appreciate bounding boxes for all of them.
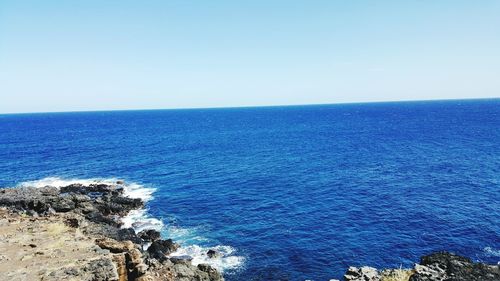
[0,99,499,280]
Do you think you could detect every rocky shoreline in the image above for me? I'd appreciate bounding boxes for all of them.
[0,181,224,281]
[343,251,499,281]
[0,182,499,281]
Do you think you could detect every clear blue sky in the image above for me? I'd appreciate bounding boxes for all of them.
[0,1,499,113]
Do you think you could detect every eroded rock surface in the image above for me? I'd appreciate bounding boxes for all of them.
[343,252,499,281]
[0,182,224,281]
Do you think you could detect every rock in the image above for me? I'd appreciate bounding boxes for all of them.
[147,239,180,260]
[43,257,119,281]
[65,218,79,228]
[410,252,500,281]
[198,264,222,280]
[344,266,380,281]
[411,263,445,281]
[26,210,39,217]
[95,238,134,253]
[51,197,76,212]
[207,249,221,259]
[0,184,226,281]
[170,255,193,265]
[85,211,120,226]
[85,257,120,281]
[59,184,85,194]
[111,253,127,281]
[138,229,161,242]
[116,180,124,185]
[420,251,471,266]
[117,228,142,244]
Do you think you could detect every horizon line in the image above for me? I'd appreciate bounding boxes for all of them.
[1,96,498,115]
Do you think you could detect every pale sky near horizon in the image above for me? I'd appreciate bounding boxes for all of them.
[0,1,499,114]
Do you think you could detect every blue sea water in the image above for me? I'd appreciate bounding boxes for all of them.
[0,99,499,280]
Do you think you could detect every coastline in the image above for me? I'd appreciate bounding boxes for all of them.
[0,180,498,281]
[0,180,225,281]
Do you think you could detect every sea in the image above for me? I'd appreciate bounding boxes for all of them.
[0,99,499,280]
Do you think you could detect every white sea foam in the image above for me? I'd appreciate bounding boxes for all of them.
[122,209,164,232]
[17,176,245,272]
[169,244,245,272]
[484,247,500,257]
[18,176,158,231]
[19,177,114,189]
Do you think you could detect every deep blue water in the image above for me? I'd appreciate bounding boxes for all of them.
[1,99,499,280]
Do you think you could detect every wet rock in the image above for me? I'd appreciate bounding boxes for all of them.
[207,249,221,259]
[117,227,142,244]
[344,266,380,281]
[147,239,180,261]
[138,229,161,242]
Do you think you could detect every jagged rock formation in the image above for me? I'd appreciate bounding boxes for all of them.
[0,182,224,281]
[343,252,499,281]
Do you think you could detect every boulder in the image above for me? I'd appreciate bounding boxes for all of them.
[147,239,180,260]
[138,229,161,242]
[170,255,193,265]
[207,249,221,259]
[117,228,142,244]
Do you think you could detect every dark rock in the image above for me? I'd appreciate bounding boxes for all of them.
[198,263,222,280]
[59,184,84,194]
[51,197,76,212]
[65,218,79,228]
[87,183,118,194]
[116,180,124,185]
[138,229,161,242]
[147,239,180,261]
[170,255,193,265]
[117,228,142,244]
[207,249,220,259]
[420,252,471,266]
[409,252,500,281]
[85,211,120,226]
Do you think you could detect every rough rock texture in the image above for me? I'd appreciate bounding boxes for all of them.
[0,182,224,281]
[147,239,180,261]
[344,266,380,281]
[410,252,500,281]
[343,252,499,281]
